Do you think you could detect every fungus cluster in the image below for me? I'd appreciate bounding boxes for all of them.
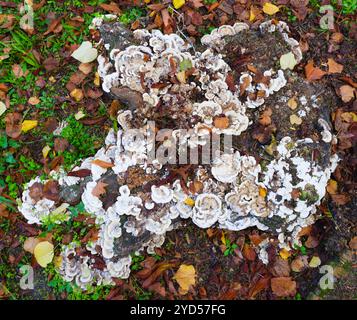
[18,19,337,288]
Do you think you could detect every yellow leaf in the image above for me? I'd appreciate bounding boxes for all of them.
[287,97,298,110]
[326,179,337,195]
[249,8,256,22]
[309,256,321,268]
[21,120,38,132]
[34,241,54,268]
[279,249,291,260]
[176,71,186,84]
[290,114,302,125]
[70,88,83,102]
[173,264,196,294]
[94,72,100,86]
[173,0,185,10]
[221,231,226,245]
[184,197,195,207]
[54,255,63,268]
[42,145,51,159]
[263,2,279,15]
[75,110,86,120]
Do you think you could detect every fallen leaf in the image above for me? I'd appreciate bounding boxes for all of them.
[287,97,298,110]
[24,237,40,254]
[213,116,230,129]
[71,41,98,63]
[74,110,86,120]
[305,60,326,81]
[248,276,270,298]
[271,257,290,277]
[92,159,114,169]
[21,120,38,132]
[173,0,186,10]
[34,241,54,268]
[349,237,357,250]
[0,101,6,116]
[290,114,302,125]
[92,181,108,197]
[70,88,84,102]
[99,2,121,14]
[326,179,338,195]
[176,71,186,84]
[258,108,272,126]
[291,256,308,272]
[28,96,40,105]
[42,145,51,159]
[263,3,280,15]
[54,137,69,153]
[243,244,256,261]
[339,85,355,103]
[79,63,93,75]
[327,58,343,74]
[305,235,319,248]
[331,193,350,205]
[279,248,291,260]
[173,264,196,295]
[280,52,297,70]
[309,256,321,268]
[271,277,296,297]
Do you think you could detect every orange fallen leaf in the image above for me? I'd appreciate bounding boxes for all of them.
[305,60,326,81]
[213,116,230,129]
[92,159,114,168]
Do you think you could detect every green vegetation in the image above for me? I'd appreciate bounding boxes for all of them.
[119,7,145,25]
[223,239,238,256]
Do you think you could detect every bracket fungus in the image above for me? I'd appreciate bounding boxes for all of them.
[18,19,338,288]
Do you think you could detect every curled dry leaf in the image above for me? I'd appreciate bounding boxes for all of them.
[173,264,196,295]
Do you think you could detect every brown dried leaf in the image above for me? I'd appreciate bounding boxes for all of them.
[339,85,355,103]
[5,112,22,139]
[91,159,114,169]
[271,277,296,297]
[305,60,326,81]
[91,181,108,197]
[327,58,343,74]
